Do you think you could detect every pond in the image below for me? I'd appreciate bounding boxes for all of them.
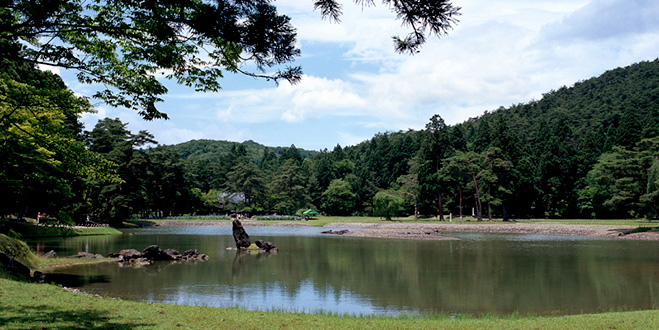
[30,226,659,316]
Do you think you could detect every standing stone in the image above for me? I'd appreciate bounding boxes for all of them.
[232,219,251,249]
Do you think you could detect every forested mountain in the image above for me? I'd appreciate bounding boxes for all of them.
[173,139,317,166]
[330,59,659,219]
[461,59,659,148]
[3,52,658,224]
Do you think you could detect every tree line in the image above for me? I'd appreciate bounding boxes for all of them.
[2,43,659,224]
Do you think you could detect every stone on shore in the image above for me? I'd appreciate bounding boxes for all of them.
[67,252,105,258]
[42,250,57,258]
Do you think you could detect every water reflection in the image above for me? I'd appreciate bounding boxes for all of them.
[39,273,110,287]
[31,228,659,316]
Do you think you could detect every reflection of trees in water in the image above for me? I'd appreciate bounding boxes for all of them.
[38,234,659,315]
[233,237,659,315]
[41,273,110,287]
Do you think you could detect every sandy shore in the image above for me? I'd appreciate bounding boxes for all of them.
[139,220,659,241]
[327,222,659,241]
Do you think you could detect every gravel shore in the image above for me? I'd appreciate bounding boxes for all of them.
[327,222,659,241]
[139,220,659,241]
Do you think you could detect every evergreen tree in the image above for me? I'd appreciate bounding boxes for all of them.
[320,179,356,216]
[615,106,642,147]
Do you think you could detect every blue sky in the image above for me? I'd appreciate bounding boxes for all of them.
[47,0,659,151]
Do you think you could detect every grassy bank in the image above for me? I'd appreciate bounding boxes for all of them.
[0,277,657,329]
[0,221,122,238]
[0,234,115,272]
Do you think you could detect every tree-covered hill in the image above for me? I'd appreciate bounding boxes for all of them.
[172,139,317,165]
[339,58,659,219]
[461,58,659,149]
[3,51,657,223]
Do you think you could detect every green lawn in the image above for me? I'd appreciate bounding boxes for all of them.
[0,277,657,329]
[1,221,122,238]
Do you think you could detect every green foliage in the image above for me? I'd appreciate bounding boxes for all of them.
[316,0,460,55]
[2,0,302,119]
[581,137,659,219]
[321,179,357,216]
[270,159,311,215]
[4,51,658,222]
[0,49,119,220]
[372,190,404,220]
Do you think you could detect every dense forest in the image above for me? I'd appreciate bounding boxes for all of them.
[2,48,658,224]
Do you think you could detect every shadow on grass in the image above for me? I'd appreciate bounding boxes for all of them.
[0,304,154,329]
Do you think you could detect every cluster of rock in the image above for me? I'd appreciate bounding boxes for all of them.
[106,245,209,265]
[232,219,278,253]
[321,229,350,235]
[67,252,105,258]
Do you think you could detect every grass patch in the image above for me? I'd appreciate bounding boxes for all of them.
[0,221,122,238]
[0,233,39,268]
[253,215,301,221]
[631,226,659,233]
[0,277,658,329]
[34,257,117,270]
[160,215,231,221]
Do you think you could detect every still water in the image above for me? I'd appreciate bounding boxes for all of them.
[30,226,659,316]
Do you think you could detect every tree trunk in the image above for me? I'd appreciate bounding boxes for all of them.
[487,183,492,221]
[414,201,418,220]
[438,193,444,221]
[459,186,463,221]
[471,173,483,221]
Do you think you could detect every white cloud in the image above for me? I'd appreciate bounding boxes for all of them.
[209,75,366,123]
[539,0,659,42]
[338,131,371,147]
[37,64,61,76]
[63,0,659,150]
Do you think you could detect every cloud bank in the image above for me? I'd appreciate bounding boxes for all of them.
[77,0,659,149]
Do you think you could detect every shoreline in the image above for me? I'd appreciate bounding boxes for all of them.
[140,219,659,241]
[338,222,659,241]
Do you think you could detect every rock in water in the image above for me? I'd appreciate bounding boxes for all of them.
[321,229,349,235]
[142,245,177,261]
[232,219,251,249]
[254,239,278,253]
